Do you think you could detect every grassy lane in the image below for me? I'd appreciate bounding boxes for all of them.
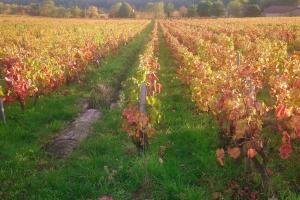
[0,23,153,200]
[17,23,155,200]
[143,30,243,199]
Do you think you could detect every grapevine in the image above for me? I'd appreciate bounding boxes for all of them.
[0,17,150,109]
[160,18,300,190]
[122,22,161,151]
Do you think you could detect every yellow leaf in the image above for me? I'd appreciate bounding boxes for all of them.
[0,86,4,97]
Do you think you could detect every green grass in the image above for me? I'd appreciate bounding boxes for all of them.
[0,23,153,199]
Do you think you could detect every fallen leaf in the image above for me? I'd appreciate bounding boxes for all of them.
[216,148,225,166]
[227,147,241,159]
[212,192,222,200]
[247,148,257,158]
[98,196,113,200]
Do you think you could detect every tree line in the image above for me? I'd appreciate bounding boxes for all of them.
[0,0,104,18]
[135,0,300,18]
[161,0,300,18]
[0,0,300,18]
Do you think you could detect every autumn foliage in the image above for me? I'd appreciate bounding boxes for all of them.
[160,18,300,189]
[0,17,149,109]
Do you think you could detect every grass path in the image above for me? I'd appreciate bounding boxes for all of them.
[141,30,242,199]
[0,23,153,200]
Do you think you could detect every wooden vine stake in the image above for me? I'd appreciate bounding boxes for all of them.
[0,85,6,124]
[236,51,241,66]
[139,82,147,154]
[139,83,147,113]
[0,97,6,124]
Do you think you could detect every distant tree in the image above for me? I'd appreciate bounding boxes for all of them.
[248,0,260,3]
[23,5,31,15]
[28,3,40,16]
[39,0,56,17]
[8,4,17,14]
[228,0,243,16]
[187,5,198,17]
[3,4,11,14]
[98,7,105,14]
[198,0,213,16]
[117,2,135,18]
[211,0,225,16]
[0,1,99,18]
[64,8,72,18]
[179,6,188,17]
[165,2,175,17]
[243,3,261,16]
[2,4,9,14]
[86,6,99,18]
[153,2,165,18]
[55,6,73,18]
[144,2,155,13]
[277,0,300,5]
[70,6,82,18]
[54,6,67,17]
[261,0,300,7]
[0,2,6,14]
[9,4,25,15]
[110,2,122,17]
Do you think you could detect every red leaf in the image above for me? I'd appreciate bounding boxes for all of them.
[293,78,300,88]
[266,168,273,176]
[281,131,291,144]
[247,148,257,158]
[290,116,300,138]
[276,104,290,120]
[155,83,162,94]
[147,72,158,83]
[98,196,113,200]
[279,143,293,159]
[227,147,241,159]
